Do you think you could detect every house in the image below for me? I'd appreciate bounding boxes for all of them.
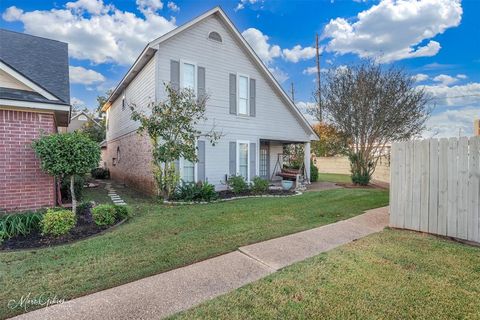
[0,29,70,213]
[101,7,317,194]
[66,111,101,133]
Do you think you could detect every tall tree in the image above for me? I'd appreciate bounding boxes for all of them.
[96,90,112,115]
[319,62,430,185]
[130,84,221,199]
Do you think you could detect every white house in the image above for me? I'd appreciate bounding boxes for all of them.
[102,7,318,194]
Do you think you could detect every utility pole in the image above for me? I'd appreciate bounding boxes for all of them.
[315,33,322,123]
[290,82,295,103]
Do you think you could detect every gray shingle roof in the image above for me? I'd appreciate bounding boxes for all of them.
[0,87,69,105]
[0,29,70,104]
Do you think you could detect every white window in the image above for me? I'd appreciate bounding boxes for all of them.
[238,75,249,115]
[237,141,249,181]
[182,159,195,183]
[181,62,196,92]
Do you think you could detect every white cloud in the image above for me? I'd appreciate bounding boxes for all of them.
[323,0,462,63]
[2,1,176,65]
[69,66,106,85]
[235,0,259,11]
[242,28,281,65]
[167,1,180,12]
[433,74,457,86]
[456,74,467,79]
[268,66,289,83]
[71,96,86,107]
[413,73,429,82]
[421,82,480,137]
[136,0,163,13]
[303,66,318,75]
[295,101,317,124]
[282,45,317,63]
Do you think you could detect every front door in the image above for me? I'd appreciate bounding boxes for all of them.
[259,141,270,180]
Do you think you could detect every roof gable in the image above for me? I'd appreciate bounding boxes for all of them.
[0,29,70,104]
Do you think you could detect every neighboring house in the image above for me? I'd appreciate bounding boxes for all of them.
[0,29,70,212]
[102,7,317,194]
[67,111,100,132]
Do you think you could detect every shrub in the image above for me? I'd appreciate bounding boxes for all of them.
[251,176,269,194]
[0,211,44,240]
[77,201,93,224]
[310,160,319,182]
[92,204,117,226]
[227,175,249,194]
[114,205,131,220]
[91,167,110,179]
[172,181,218,202]
[41,209,76,236]
[61,175,85,202]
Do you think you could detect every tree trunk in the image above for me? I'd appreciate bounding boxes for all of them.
[70,175,77,214]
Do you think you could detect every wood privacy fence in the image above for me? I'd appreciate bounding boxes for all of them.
[390,137,480,243]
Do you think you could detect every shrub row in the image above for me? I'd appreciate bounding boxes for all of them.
[227,176,269,194]
[92,204,131,226]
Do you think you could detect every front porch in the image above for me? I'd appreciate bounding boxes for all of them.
[259,139,311,187]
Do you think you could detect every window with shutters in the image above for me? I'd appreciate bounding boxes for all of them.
[180,61,196,93]
[238,74,249,115]
[237,141,249,180]
[182,159,195,183]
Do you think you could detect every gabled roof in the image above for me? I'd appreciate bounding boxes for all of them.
[103,7,317,139]
[0,29,70,104]
[71,111,101,126]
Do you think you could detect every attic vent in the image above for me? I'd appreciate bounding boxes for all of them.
[208,31,222,43]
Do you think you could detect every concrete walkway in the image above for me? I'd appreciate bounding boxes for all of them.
[12,206,389,320]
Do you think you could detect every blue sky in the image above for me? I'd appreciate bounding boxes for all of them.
[1,0,479,137]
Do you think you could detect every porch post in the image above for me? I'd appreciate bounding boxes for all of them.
[304,141,311,183]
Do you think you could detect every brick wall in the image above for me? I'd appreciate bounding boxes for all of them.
[105,131,156,195]
[0,109,56,213]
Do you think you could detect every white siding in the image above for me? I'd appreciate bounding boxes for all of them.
[0,69,32,91]
[106,14,313,189]
[107,57,156,141]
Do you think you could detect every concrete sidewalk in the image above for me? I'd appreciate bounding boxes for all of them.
[11,206,389,320]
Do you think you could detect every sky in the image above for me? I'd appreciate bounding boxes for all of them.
[0,0,479,137]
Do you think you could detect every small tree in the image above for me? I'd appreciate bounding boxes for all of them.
[311,122,349,157]
[130,84,221,199]
[319,62,430,185]
[32,132,100,213]
[81,118,106,143]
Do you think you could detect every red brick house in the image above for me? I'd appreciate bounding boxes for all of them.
[0,29,70,213]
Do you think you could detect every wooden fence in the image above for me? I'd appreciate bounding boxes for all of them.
[390,137,480,243]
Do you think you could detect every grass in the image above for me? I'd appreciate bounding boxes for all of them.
[317,173,352,184]
[0,185,388,318]
[172,229,480,320]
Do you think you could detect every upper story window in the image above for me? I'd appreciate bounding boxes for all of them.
[238,75,249,115]
[121,92,126,110]
[208,31,222,43]
[181,61,196,92]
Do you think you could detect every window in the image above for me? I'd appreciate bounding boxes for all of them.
[208,31,222,42]
[238,75,249,115]
[121,92,126,110]
[183,159,195,183]
[181,62,196,91]
[238,141,249,180]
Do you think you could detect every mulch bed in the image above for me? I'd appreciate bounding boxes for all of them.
[335,182,387,190]
[216,189,295,199]
[0,204,122,251]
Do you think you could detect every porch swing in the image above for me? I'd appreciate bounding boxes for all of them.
[271,153,307,188]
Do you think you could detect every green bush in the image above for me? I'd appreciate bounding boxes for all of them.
[114,205,131,220]
[0,211,44,240]
[60,175,85,202]
[91,167,110,179]
[251,176,269,194]
[310,160,319,182]
[92,204,117,226]
[41,209,76,236]
[227,175,249,194]
[172,181,218,202]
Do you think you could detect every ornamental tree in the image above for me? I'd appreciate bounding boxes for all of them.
[316,62,430,185]
[130,83,221,199]
[32,132,101,213]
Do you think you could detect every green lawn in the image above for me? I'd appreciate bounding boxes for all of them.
[0,185,387,318]
[317,173,352,184]
[172,229,480,320]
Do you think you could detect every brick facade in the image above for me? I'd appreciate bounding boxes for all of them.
[104,131,156,195]
[0,109,56,213]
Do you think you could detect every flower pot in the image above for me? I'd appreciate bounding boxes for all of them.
[281,180,293,190]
